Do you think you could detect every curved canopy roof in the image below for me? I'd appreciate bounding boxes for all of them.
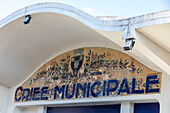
[0,3,170,87]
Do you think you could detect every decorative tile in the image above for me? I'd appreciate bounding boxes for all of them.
[15,47,162,103]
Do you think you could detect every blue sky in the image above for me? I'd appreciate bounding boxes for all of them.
[0,0,169,20]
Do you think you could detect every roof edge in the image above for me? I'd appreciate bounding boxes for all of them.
[0,2,170,31]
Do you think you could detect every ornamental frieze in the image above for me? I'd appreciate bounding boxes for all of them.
[14,47,161,102]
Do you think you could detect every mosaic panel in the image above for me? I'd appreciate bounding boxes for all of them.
[14,47,161,102]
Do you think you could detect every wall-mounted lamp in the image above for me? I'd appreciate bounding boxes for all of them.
[23,15,31,25]
[122,23,135,51]
[123,38,135,51]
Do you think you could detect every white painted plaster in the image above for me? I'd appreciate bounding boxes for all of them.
[121,102,134,113]
[37,106,46,113]
[0,85,8,113]
[0,2,169,113]
[22,107,38,113]
[13,107,23,113]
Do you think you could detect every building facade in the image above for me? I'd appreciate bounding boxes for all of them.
[0,2,169,113]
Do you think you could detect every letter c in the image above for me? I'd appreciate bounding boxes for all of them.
[15,86,23,102]
[91,81,101,97]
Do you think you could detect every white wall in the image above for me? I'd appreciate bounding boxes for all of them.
[121,102,134,113]
[6,86,17,113]
[22,107,38,113]
[13,107,23,113]
[158,72,170,113]
[0,85,8,113]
